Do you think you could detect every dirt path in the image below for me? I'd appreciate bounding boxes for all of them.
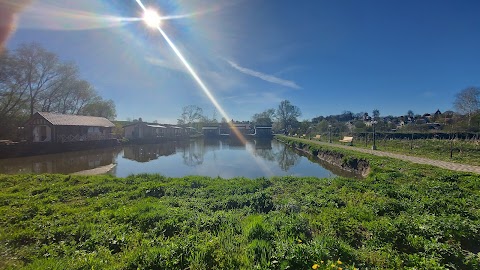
[296,138,480,174]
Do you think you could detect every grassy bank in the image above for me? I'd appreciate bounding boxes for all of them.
[1,140,479,269]
[310,135,480,166]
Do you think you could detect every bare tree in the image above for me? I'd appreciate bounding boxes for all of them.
[0,43,115,139]
[177,105,203,125]
[1,45,99,119]
[0,50,28,119]
[454,87,480,126]
[276,100,301,130]
[39,62,78,112]
[15,43,65,117]
[55,80,97,114]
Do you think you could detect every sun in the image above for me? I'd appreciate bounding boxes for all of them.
[143,8,161,28]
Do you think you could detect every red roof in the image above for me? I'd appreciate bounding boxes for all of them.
[36,112,115,127]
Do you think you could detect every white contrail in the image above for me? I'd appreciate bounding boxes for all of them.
[227,60,301,89]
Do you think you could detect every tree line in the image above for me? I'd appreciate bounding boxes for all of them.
[177,100,302,132]
[0,43,116,139]
[177,87,479,136]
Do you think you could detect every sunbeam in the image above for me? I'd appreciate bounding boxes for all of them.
[134,0,274,176]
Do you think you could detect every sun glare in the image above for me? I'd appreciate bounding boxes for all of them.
[143,9,161,28]
[135,0,273,176]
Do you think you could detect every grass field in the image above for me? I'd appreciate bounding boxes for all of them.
[1,139,479,269]
[310,134,480,166]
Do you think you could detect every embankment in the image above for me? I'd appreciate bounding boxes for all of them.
[276,136,370,177]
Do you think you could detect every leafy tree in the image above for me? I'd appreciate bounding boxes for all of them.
[311,115,324,123]
[354,112,365,120]
[339,111,354,122]
[276,100,301,130]
[297,120,312,135]
[372,109,380,120]
[80,98,116,120]
[407,110,414,118]
[252,108,275,126]
[454,87,480,126]
[353,120,367,133]
[315,119,330,133]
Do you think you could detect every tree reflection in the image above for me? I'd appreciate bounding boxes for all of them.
[275,145,299,171]
[180,140,205,167]
[253,139,275,161]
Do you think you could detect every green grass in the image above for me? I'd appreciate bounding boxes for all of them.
[307,134,480,166]
[1,139,479,269]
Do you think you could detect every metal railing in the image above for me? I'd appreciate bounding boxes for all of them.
[57,133,114,143]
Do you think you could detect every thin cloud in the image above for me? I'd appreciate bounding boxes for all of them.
[227,60,301,89]
[145,57,186,73]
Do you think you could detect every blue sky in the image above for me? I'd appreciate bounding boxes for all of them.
[7,0,480,123]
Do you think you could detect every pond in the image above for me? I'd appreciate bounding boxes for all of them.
[0,139,358,178]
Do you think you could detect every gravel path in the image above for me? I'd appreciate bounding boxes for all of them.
[296,138,480,174]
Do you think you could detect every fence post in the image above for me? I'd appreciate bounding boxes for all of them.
[450,138,453,159]
[410,133,413,150]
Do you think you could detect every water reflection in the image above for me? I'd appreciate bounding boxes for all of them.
[123,142,176,162]
[180,139,205,167]
[0,139,358,178]
[275,144,300,171]
[254,139,273,150]
[0,147,121,174]
[252,139,275,162]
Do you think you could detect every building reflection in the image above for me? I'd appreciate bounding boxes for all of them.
[123,142,176,162]
[0,147,121,174]
[204,137,247,150]
[222,137,247,150]
[254,139,272,150]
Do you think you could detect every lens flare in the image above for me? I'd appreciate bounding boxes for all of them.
[143,9,161,28]
[16,1,206,31]
[134,0,274,176]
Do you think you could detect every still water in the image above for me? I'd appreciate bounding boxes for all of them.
[0,139,357,178]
